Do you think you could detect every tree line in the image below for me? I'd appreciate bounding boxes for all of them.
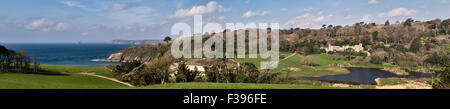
[109,43,280,86]
[0,45,40,73]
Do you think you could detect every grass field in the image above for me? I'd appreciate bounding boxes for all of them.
[1,64,348,89]
[0,73,125,89]
[1,64,125,89]
[3,53,428,89]
[132,82,343,89]
[40,64,114,77]
[237,53,351,78]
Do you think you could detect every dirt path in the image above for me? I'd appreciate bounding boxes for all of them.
[281,52,297,61]
[78,72,135,87]
[266,52,297,68]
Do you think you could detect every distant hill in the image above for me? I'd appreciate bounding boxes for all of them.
[111,40,161,45]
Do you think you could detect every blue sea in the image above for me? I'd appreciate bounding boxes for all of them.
[1,43,135,66]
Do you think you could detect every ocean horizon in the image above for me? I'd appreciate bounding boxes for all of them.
[1,43,135,66]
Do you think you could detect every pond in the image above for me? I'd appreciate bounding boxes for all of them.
[302,68,436,85]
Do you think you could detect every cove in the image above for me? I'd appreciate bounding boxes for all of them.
[302,68,436,85]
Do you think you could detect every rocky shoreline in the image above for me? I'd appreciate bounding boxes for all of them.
[98,52,153,63]
[96,52,123,62]
[381,68,409,75]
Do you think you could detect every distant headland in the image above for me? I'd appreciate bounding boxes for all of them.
[111,40,161,45]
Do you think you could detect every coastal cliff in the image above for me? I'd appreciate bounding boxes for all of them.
[104,43,170,63]
[107,52,123,62]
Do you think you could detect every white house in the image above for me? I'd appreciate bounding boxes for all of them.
[321,43,364,52]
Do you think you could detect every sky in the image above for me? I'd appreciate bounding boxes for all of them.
[0,0,449,43]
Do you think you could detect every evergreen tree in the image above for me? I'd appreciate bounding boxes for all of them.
[163,36,172,43]
[410,37,422,53]
[175,61,198,82]
[372,31,379,41]
[404,18,414,27]
[0,45,37,73]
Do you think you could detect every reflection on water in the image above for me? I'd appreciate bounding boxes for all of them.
[303,68,435,85]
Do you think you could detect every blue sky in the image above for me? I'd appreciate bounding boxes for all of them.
[0,0,449,43]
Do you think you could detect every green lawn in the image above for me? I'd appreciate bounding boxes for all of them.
[0,73,125,89]
[3,54,425,89]
[41,64,114,78]
[0,72,346,89]
[237,53,350,78]
[132,82,344,89]
[0,64,125,89]
[1,64,348,89]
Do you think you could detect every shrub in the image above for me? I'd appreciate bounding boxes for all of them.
[204,59,228,82]
[352,56,365,65]
[220,71,237,83]
[112,60,143,78]
[203,62,281,84]
[142,55,173,84]
[205,66,219,82]
[258,71,281,83]
[175,62,198,82]
[240,63,260,83]
[240,63,280,83]
[119,54,173,86]
[433,67,450,89]
[369,55,384,64]
[175,73,187,82]
[120,65,145,85]
[426,52,450,67]
[410,37,422,53]
[0,45,38,73]
[302,56,317,66]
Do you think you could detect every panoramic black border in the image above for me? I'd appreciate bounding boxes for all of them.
[0,89,448,107]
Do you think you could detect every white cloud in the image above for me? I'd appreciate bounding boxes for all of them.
[344,15,355,19]
[359,15,372,22]
[207,16,226,22]
[111,3,128,11]
[54,23,70,31]
[26,18,69,32]
[168,1,229,18]
[345,15,373,23]
[112,6,156,25]
[217,16,226,21]
[242,10,268,18]
[368,0,379,5]
[61,1,85,8]
[81,24,162,38]
[160,21,168,25]
[297,8,313,13]
[318,11,324,15]
[378,8,417,17]
[285,13,332,29]
[345,8,352,11]
[281,8,287,11]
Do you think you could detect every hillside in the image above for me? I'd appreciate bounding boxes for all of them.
[109,18,449,67]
